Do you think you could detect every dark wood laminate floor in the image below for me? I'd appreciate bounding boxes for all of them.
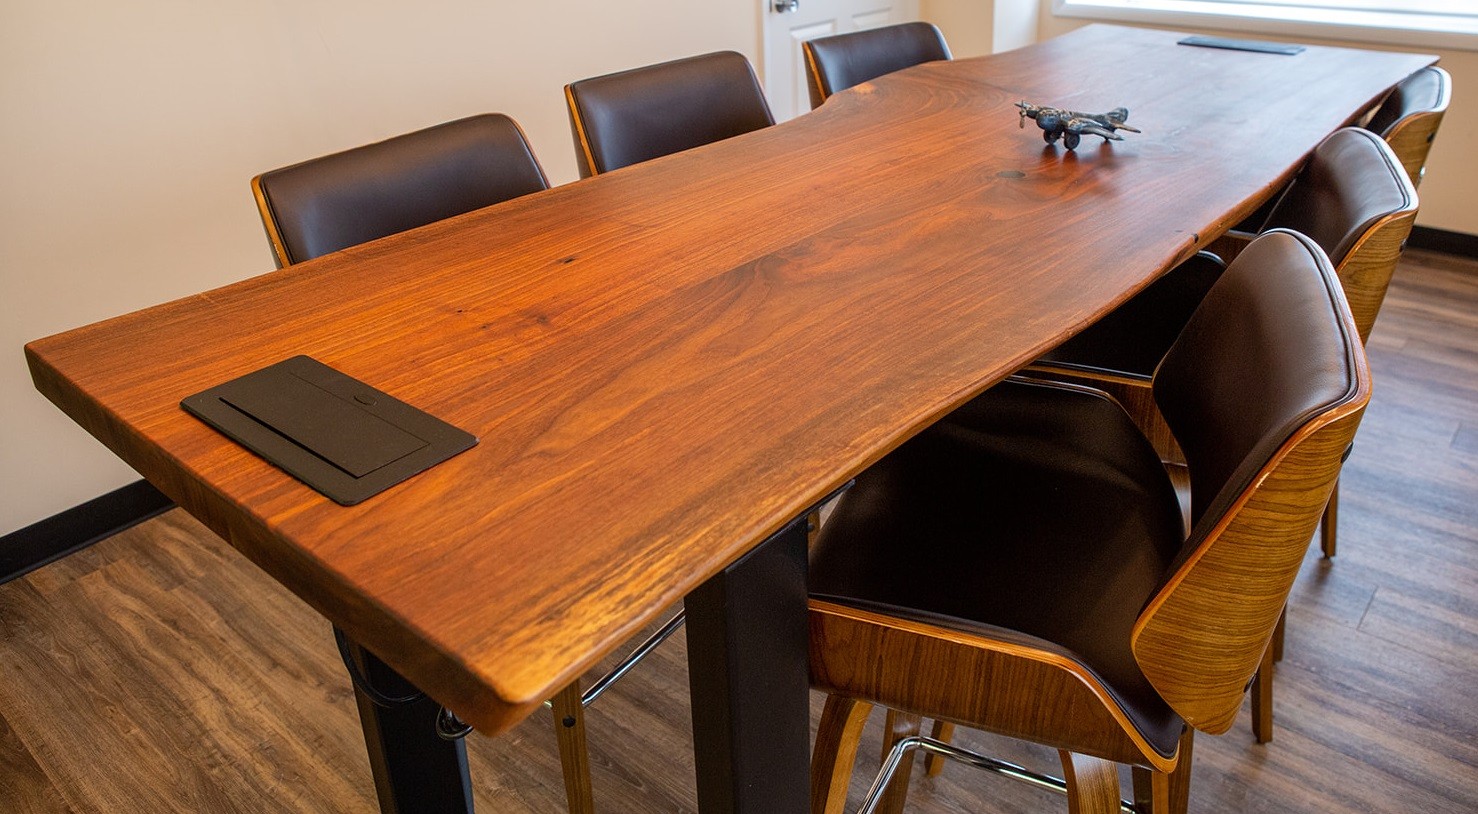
[2,250,1474,813]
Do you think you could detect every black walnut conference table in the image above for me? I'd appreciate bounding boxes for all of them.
[25,24,1433,813]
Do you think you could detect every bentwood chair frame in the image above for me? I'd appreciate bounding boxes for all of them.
[1363,65,1450,189]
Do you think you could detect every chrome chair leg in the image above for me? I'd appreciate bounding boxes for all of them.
[858,735,1138,814]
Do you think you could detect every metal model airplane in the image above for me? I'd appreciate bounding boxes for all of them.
[1016,102,1142,150]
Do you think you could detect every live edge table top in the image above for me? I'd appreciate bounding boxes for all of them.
[26,26,1434,734]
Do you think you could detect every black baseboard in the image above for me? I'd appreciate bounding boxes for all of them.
[1409,226,1478,259]
[0,480,174,584]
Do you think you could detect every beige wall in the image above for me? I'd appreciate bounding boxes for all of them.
[1036,2,1474,234]
[1,0,759,535]
[927,0,1039,56]
[926,0,996,57]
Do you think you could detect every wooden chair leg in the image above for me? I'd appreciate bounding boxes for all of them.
[1060,751,1121,814]
[1251,639,1275,744]
[1131,728,1194,814]
[925,720,955,777]
[550,681,595,814]
[811,695,873,814]
[1132,767,1152,814]
[876,710,921,814]
[1273,606,1286,663]
[1321,478,1339,558]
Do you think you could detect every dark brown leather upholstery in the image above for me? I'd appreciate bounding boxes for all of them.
[1040,127,1412,378]
[1266,128,1415,265]
[1155,230,1362,532]
[801,22,952,109]
[252,114,548,267]
[810,229,1363,755]
[564,51,774,178]
[1365,65,1450,141]
[810,378,1188,757]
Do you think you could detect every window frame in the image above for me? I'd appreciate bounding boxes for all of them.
[1051,0,1478,51]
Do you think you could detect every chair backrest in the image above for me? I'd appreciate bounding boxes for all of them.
[1264,127,1419,343]
[563,51,774,178]
[251,113,549,268]
[802,22,952,109]
[1136,230,1370,734]
[1363,66,1450,188]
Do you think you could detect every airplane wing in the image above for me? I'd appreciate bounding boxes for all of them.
[1066,119,1126,141]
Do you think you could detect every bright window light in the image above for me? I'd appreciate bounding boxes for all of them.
[1053,0,1478,51]
[1199,1,1466,12]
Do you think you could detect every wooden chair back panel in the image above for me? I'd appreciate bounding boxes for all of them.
[1266,129,1416,272]
[1384,112,1445,189]
[808,600,1175,770]
[1339,207,1419,343]
[1366,66,1451,188]
[1140,230,1373,732]
[1131,405,1366,733]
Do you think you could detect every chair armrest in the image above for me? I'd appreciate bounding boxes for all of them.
[1015,367,1183,466]
[809,599,1178,771]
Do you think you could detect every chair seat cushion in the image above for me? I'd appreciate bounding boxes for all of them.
[810,378,1187,756]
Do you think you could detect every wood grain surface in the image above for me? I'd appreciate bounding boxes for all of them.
[23,25,1435,733]
[808,600,1166,770]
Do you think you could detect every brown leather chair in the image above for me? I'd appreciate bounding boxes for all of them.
[808,230,1370,814]
[1025,129,1415,746]
[251,113,549,267]
[564,51,774,178]
[801,22,952,109]
[1365,65,1451,189]
[252,117,632,814]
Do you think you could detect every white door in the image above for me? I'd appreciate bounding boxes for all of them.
[761,0,921,122]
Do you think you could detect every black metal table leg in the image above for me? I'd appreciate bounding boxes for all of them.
[684,516,811,814]
[335,628,475,814]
